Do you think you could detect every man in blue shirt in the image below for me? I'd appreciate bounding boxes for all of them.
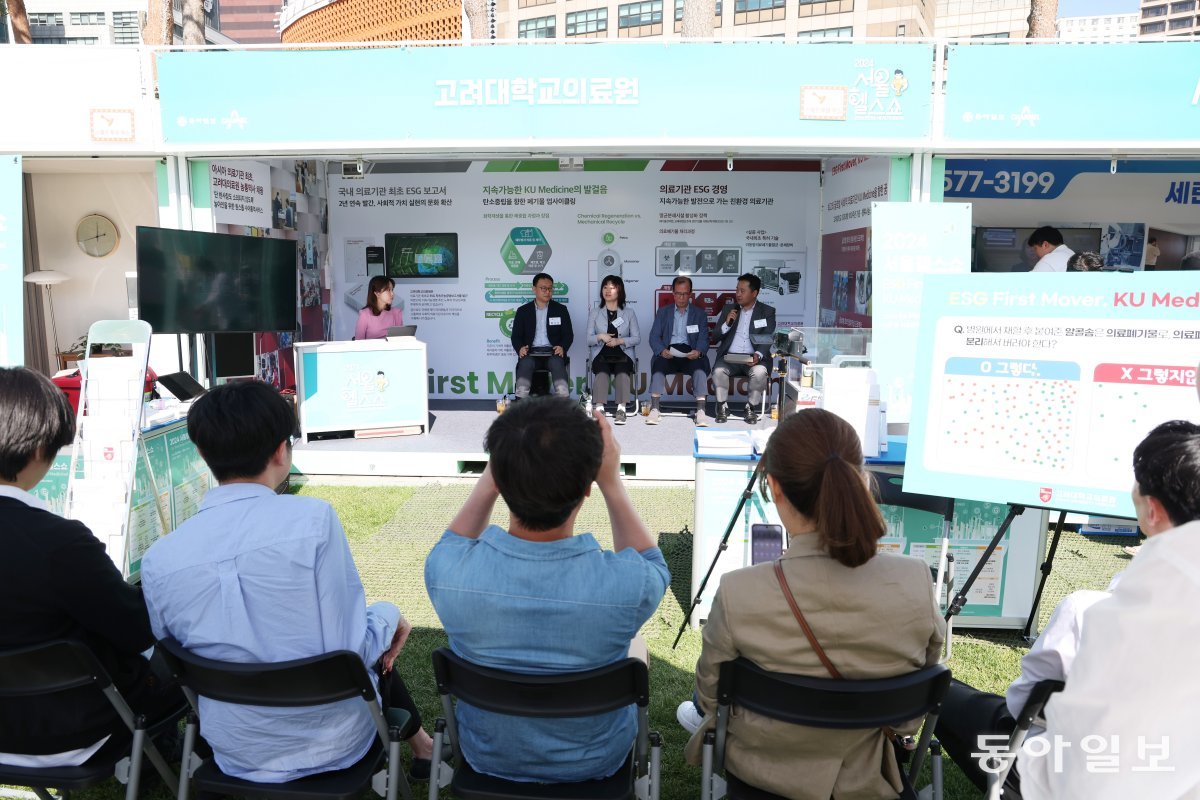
[141,381,434,783]
[425,396,670,783]
[646,275,712,426]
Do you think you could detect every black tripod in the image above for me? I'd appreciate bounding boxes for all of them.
[673,460,765,648]
[944,503,1025,622]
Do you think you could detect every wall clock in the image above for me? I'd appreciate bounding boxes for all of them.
[76,214,120,258]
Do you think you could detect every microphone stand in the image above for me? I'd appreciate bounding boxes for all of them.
[673,459,765,648]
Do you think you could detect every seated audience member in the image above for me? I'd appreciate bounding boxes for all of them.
[141,381,434,782]
[680,408,945,800]
[0,367,180,766]
[712,273,776,424]
[935,577,1121,798]
[354,275,404,340]
[511,273,573,399]
[646,275,711,427]
[1028,226,1075,273]
[1066,251,1104,272]
[425,397,669,783]
[586,274,641,424]
[1020,420,1200,799]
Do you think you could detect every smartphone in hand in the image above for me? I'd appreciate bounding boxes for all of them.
[751,523,784,565]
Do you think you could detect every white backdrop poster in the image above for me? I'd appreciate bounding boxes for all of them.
[870,202,972,423]
[328,164,819,399]
[818,156,892,328]
[209,161,271,230]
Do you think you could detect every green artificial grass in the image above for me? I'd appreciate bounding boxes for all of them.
[7,482,1130,800]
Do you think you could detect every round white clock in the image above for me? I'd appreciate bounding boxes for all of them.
[76,214,120,258]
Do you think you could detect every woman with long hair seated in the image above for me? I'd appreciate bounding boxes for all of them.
[354,275,404,340]
[585,274,641,424]
[682,408,946,799]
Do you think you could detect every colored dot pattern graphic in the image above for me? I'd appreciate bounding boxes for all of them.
[936,376,1079,474]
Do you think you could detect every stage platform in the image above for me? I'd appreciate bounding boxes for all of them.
[291,399,762,482]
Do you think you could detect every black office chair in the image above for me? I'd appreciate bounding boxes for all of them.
[700,657,951,800]
[0,639,184,800]
[428,647,662,800]
[870,472,958,656]
[529,354,571,397]
[154,637,412,800]
[984,679,1065,800]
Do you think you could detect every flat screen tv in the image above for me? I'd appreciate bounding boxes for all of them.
[385,232,459,278]
[972,227,1103,273]
[136,227,297,334]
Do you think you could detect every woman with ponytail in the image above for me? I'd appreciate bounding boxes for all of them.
[682,408,946,800]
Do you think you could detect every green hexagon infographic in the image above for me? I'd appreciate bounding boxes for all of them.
[501,227,553,275]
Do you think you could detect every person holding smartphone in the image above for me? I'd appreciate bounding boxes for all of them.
[677,409,945,799]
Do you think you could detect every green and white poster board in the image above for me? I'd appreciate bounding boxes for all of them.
[907,272,1200,518]
[35,417,212,581]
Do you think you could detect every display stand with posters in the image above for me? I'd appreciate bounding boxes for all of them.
[34,416,214,582]
[689,436,1047,631]
[295,337,429,438]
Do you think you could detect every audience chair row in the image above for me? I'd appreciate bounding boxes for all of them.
[2,639,1062,800]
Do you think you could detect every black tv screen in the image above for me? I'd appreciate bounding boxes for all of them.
[136,227,297,334]
[972,227,1103,273]
[385,232,459,278]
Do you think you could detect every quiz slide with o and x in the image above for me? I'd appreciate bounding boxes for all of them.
[906,272,1200,519]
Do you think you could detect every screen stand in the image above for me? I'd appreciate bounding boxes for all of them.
[945,503,1025,622]
[1021,509,1077,641]
[673,460,765,649]
[205,333,218,387]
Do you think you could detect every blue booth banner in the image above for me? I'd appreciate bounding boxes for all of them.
[906,272,1200,519]
[943,159,1200,201]
[943,43,1200,144]
[0,155,22,368]
[156,43,934,147]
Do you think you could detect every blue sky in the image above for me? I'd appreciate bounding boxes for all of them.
[1058,0,1140,16]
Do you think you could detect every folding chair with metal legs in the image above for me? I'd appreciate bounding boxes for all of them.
[155,637,412,800]
[429,647,661,800]
[985,679,1065,800]
[0,640,184,800]
[700,658,951,800]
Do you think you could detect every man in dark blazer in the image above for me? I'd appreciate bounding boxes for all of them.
[646,275,712,426]
[511,272,574,399]
[712,273,776,424]
[0,367,179,764]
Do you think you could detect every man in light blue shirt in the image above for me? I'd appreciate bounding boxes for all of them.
[141,381,434,783]
[425,396,669,783]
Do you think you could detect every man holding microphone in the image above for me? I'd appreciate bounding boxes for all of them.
[711,273,775,424]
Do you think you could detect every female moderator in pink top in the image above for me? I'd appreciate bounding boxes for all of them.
[354,275,404,340]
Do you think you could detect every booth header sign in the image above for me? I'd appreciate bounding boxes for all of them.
[156,43,933,147]
[943,43,1200,144]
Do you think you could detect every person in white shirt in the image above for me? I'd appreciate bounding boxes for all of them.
[933,580,1118,798]
[1145,237,1160,268]
[1020,419,1200,800]
[1028,226,1075,273]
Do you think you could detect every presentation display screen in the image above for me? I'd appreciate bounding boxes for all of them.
[972,227,1102,273]
[906,272,1200,519]
[384,233,459,278]
[136,227,297,334]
